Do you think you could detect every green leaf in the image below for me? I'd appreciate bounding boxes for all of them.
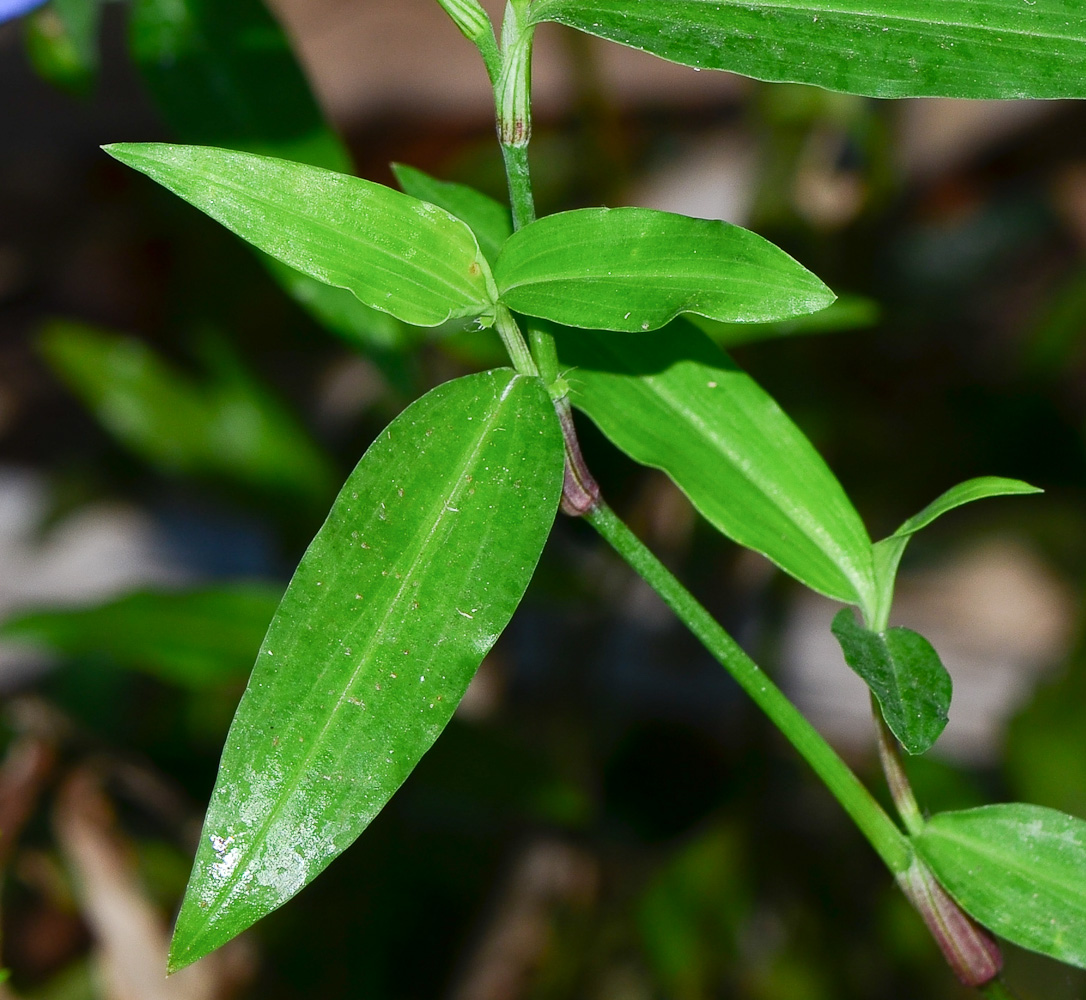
[168,368,564,970]
[494,207,834,333]
[0,585,282,690]
[914,803,1086,968]
[689,294,879,348]
[38,321,336,505]
[128,0,418,352]
[871,476,1041,629]
[554,322,875,607]
[25,0,102,96]
[391,163,512,267]
[529,0,1086,100]
[103,143,497,329]
[129,0,351,171]
[831,608,950,755]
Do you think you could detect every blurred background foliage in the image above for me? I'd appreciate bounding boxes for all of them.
[2,1,1086,998]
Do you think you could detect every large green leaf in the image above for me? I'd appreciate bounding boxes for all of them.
[39,321,336,505]
[914,804,1086,968]
[831,609,950,755]
[554,322,875,607]
[168,369,564,970]
[128,0,417,352]
[870,477,1041,629]
[494,207,834,333]
[104,144,497,328]
[689,294,879,348]
[529,0,1086,100]
[391,163,512,267]
[0,585,282,690]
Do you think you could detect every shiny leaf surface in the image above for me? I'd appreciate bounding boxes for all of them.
[104,144,497,328]
[169,369,563,970]
[529,0,1086,99]
[495,207,834,332]
[554,322,875,606]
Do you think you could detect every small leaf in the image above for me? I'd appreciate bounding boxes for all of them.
[554,322,875,607]
[0,585,282,690]
[831,608,951,755]
[39,321,336,505]
[494,207,834,332]
[914,803,1086,969]
[529,0,1086,100]
[168,368,564,970]
[392,163,512,266]
[871,477,1041,629]
[104,143,496,328]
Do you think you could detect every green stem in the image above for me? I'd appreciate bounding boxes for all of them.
[494,304,538,377]
[872,695,924,835]
[586,500,913,876]
[501,143,536,231]
[979,980,1022,1000]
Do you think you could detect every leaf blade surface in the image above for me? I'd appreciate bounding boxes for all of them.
[831,608,951,754]
[169,369,564,969]
[495,208,834,332]
[915,803,1086,968]
[104,143,495,328]
[529,0,1086,100]
[554,322,874,606]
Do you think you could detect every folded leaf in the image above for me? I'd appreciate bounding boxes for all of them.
[168,368,563,970]
[689,294,879,348]
[529,0,1086,100]
[871,476,1041,629]
[915,804,1086,968]
[831,608,950,755]
[495,207,834,332]
[392,163,512,266]
[104,143,496,328]
[554,322,875,607]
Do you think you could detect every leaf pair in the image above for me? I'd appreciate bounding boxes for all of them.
[103,143,836,339]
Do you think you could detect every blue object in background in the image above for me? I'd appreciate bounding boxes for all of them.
[0,0,47,21]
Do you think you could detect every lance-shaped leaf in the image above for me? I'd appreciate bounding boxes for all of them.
[871,477,1041,630]
[914,804,1086,969]
[529,0,1086,100]
[495,207,834,333]
[104,143,497,328]
[392,163,512,267]
[168,369,563,970]
[129,0,412,352]
[554,322,875,607]
[831,608,950,755]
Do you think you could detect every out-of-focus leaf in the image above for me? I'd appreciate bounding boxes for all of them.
[39,321,336,503]
[494,207,834,332]
[24,0,101,94]
[168,369,564,971]
[104,144,496,329]
[554,321,875,607]
[831,608,950,755]
[914,804,1086,968]
[129,0,415,352]
[129,0,349,170]
[529,0,1086,100]
[391,163,512,267]
[690,294,878,347]
[0,585,281,690]
[870,477,1041,628]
